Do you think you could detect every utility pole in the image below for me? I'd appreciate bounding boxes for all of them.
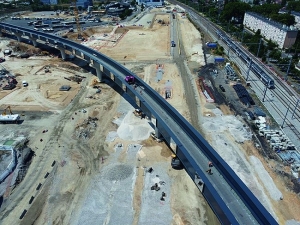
[262,85,268,102]
[285,57,293,81]
[281,102,291,128]
[246,58,252,81]
[291,99,300,119]
[241,30,245,43]
[256,38,262,57]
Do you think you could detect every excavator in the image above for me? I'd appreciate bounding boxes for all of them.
[0,106,20,123]
[2,106,14,116]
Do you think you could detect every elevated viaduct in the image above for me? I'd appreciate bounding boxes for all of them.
[0,23,278,225]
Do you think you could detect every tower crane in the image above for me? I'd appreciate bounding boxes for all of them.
[71,0,83,40]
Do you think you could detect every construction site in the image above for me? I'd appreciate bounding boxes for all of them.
[0,4,300,225]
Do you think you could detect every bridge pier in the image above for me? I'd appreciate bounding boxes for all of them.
[155,127,162,139]
[15,32,22,42]
[28,37,37,47]
[90,61,103,82]
[55,46,66,60]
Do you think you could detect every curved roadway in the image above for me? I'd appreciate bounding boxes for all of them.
[0,22,277,225]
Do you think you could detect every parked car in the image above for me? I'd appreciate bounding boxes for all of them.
[245,111,255,120]
[0,58,5,63]
[171,40,176,47]
[219,85,225,92]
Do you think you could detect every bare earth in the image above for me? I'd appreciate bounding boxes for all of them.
[0,6,299,225]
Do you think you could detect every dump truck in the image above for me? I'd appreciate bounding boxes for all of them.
[125,75,135,84]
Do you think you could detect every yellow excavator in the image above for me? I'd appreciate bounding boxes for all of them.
[0,106,20,123]
[2,106,13,116]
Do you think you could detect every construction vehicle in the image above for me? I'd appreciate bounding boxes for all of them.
[0,106,20,123]
[133,109,142,117]
[171,154,183,169]
[125,75,135,84]
[22,81,28,87]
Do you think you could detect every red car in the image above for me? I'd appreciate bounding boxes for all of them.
[0,58,5,63]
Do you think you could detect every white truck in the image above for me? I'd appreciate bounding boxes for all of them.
[22,81,28,87]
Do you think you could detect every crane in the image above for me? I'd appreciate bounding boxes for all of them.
[71,0,83,40]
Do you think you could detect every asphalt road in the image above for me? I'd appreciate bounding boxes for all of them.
[3,18,107,35]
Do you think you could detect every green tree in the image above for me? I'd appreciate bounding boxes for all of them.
[251,4,281,17]
[286,1,300,11]
[131,0,136,6]
[266,40,278,51]
[141,3,144,11]
[221,2,251,22]
[269,49,281,60]
[281,0,287,7]
[270,13,295,26]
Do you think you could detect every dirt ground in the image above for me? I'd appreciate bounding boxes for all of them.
[0,6,300,225]
[83,14,171,61]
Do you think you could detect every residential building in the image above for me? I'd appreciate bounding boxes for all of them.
[105,2,130,16]
[40,0,92,8]
[243,12,298,49]
[136,0,164,7]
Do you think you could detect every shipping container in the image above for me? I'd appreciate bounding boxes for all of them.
[214,57,225,63]
[206,42,217,48]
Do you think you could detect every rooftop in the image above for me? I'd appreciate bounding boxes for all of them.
[246,11,298,31]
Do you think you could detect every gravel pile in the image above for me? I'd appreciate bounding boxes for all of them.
[117,111,152,141]
[101,164,133,181]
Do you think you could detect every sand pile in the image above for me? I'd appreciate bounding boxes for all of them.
[117,111,152,141]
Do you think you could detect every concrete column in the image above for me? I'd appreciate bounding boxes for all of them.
[29,37,37,47]
[55,46,66,60]
[15,32,22,42]
[155,127,162,139]
[90,61,103,82]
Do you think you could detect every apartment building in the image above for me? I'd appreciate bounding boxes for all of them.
[243,12,298,49]
[136,0,164,7]
[40,0,92,8]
